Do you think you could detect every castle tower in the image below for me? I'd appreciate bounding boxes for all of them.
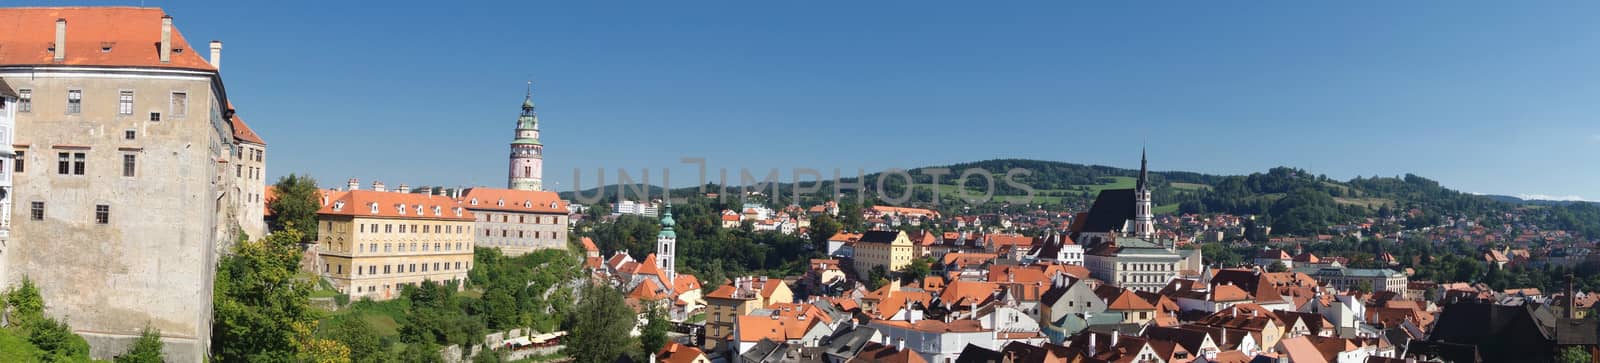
[508,82,544,191]
[1134,149,1155,240]
[657,204,677,281]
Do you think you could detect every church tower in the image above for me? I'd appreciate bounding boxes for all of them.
[657,204,677,281]
[1134,149,1155,240]
[508,82,544,191]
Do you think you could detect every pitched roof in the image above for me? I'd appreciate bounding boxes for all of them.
[229,109,265,145]
[0,7,217,71]
[939,280,999,306]
[317,190,473,221]
[859,231,906,244]
[459,187,567,213]
[657,342,705,363]
[849,342,927,363]
[629,278,671,301]
[1095,286,1157,311]
[581,237,599,252]
[1076,188,1136,234]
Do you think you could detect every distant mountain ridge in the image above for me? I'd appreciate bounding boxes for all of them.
[1481,194,1596,206]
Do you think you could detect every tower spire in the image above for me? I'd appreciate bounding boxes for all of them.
[1137,147,1149,192]
[508,82,545,191]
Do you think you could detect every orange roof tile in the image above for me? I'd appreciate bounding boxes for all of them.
[657,342,705,363]
[581,237,599,252]
[229,111,266,145]
[672,274,701,296]
[459,187,567,214]
[939,280,999,306]
[630,278,671,301]
[317,190,473,221]
[0,7,216,71]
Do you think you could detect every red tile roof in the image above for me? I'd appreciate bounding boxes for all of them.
[459,188,567,213]
[657,342,705,363]
[0,7,217,71]
[317,190,473,221]
[229,111,265,145]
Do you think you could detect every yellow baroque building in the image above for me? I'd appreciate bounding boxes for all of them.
[315,189,477,300]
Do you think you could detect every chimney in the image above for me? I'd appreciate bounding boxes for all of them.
[209,40,222,69]
[160,16,173,63]
[373,181,386,192]
[54,19,66,62]
[895,337,904,352]
[398,184,411,193]
[1111,333,1119,347]
[347,178,360,191]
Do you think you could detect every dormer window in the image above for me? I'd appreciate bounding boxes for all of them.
[415,205,424,215]
[454,207,463,217]
[333,201,345,211]
[397,204,407,215]
[470,198,479,205]
[524,201,532,208]
[497,199,505,207]
[369,203,379,214]
[433,206,442,216]
[550,202,559,209]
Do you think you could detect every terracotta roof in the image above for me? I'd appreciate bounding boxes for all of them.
[849,342,926,363]
[629,278,671,301]
[0,7,216,71]
[317,190,473,221]
[672,274,701,296]
[872,319,987,333]
[581,237,598,252]
[657,342,705,363]
[229,108,265,145]
[986,233,1033,248]
[635,254,663,278]
[1095,286,1156,311]
[459,187,567,213]
[939,280,999,306]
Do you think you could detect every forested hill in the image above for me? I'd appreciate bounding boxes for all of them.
[559,159,1600,238]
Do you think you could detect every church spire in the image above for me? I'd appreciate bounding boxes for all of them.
[1137,148,1149,192]
[508,82,545,191]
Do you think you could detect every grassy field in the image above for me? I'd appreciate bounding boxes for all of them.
[1170,182,1211,191]
[1334,197,1392,209]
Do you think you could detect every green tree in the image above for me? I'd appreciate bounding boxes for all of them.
[640,305,670,356]
[213,228,331,362]
[26,316,92,362]
[563,284,635,363]
[808,214,843,250]
[1559,346,1591,363]
[269,174,322,241]
[321,317,388,363]
[114,326,165,363]
[1267,261,1289,273]
[899,258,933,284]
[6,278,45,325]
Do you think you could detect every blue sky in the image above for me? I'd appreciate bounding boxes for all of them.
[35,1,1600,200]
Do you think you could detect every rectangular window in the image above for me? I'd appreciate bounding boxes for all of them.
[73,153,85,175]
[94,205,109,224]
[149,112,161,122]
[170,92,187,118]
[124,129,136,140]
[14,151,23,173]
[118,91,134,115]
[67,89,82,114]
[30,202,43,220]
[57,152,68,175]
[369,266,376,275]
[18,89,31,112]
[384,265,391,274]
[122,154,136,177]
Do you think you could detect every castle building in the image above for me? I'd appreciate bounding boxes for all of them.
[458,187,569,255]
[231,108,267,241]
[314,184,477,301]
[508,84,543,191]
[0,8,258,361]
